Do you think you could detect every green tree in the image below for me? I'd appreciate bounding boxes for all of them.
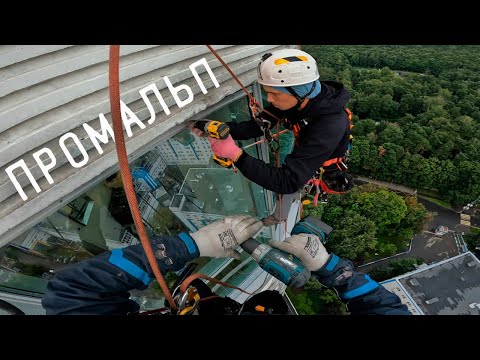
[286,279,324,315]
[377,143,405,181]
[456,116,477,140]
[356,189,408,234]
[286,279,347,315]
[379,94,400,118]
[355,93,383,119]
[328,212,377,261]
[369,257,424,282]
[320,205,345,228]
[404,154,434,189]
[348,137,378,174]
[399,196,430,233]
[377,243,397,256]
[301,202,324,219]
[352,118,376,137]
[403,124,432,155]
[378,123,404,145]
[464,233,480,257]
[399,93,425,115]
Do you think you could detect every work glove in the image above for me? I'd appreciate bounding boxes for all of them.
[268,234,330,271]
[190,215,263,259]
[208,135,243,162]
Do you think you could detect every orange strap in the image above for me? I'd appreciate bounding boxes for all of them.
[109,46,177,310]
[322,157,343,168]
[345,108,353,121]
[292,123,301,138]
[179,272,252,295]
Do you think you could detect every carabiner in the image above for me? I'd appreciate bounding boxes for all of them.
[175,286,200,316]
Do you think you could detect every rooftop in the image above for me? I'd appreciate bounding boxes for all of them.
[396,252,480,315]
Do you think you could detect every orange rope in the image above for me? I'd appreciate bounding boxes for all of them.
[108,45,177,310]
[206,45,282,124]
[179,273,251,295]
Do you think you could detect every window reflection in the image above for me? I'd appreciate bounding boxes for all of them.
[0,92,276,310]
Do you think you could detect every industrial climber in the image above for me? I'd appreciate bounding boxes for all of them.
[190,48,354,225]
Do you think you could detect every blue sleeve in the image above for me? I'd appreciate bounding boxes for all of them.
[41,233,200,315]
[312,254,411,315]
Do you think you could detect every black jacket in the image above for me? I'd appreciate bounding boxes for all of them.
[227,81,351,194]
[41,234,410,315]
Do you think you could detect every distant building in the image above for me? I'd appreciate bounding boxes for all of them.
[105,229,139,250]
[155,136,212,166]
[381,252,480,315]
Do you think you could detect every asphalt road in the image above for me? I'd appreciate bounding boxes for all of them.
[359,197,461,273]
[417,198,460,230]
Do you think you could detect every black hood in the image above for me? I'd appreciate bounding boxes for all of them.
[281,81,350,122]
[308,81,351,115]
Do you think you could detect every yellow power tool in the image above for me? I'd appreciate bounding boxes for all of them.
[194,120,230,140]
[194,120,235,170]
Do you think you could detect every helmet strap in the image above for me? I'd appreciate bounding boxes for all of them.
[285,81,317,110]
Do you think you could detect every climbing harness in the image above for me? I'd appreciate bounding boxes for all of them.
[301,108,355,207]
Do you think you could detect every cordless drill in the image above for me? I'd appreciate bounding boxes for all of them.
[194,120,234,169]
[240,216,333,287]
[194,120,230,140]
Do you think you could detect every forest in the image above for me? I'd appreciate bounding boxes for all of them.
[302,184,429,264]
[304,45,480,206]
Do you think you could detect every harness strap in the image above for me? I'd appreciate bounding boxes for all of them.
[285,81,317,110]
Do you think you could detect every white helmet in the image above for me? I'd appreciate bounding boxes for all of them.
[257,48,319,87]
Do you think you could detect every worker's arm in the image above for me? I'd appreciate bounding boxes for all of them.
[312,254,410,315]
[233,111,349,194]
[42,215,263,315]
[225,105,283,140]
[269,234,411,315]
[41,234,196,315]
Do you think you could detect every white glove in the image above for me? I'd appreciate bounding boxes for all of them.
[190,215,264,259]
[268,234,330,271]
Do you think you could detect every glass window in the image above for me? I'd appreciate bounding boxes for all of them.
[0,91,277,311]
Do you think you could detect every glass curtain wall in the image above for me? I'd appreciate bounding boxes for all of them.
[0,90,277,311]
